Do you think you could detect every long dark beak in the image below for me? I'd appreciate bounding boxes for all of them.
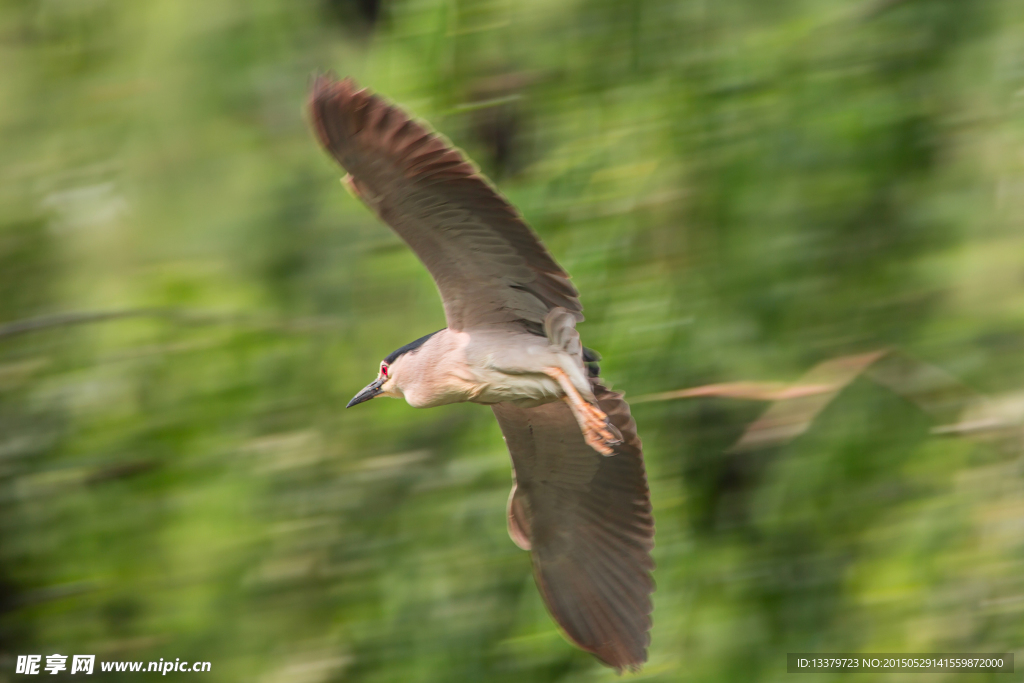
[347,378,384,408]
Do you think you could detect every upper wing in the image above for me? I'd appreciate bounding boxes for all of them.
[309,75,582,332]
[492,381,655,671]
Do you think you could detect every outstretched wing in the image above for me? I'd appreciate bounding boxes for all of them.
[491,381,655,671]
[309,75,582,333]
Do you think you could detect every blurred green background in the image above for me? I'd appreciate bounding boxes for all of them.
[2,0,1024,680]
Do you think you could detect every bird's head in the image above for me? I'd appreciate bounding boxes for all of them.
[345,330,442,408]
[346,359,402,407]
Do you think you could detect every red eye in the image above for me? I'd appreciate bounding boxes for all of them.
[381,365,388,377]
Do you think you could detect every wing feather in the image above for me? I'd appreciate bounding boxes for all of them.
[309,75,583,332]
[491,381,655,671]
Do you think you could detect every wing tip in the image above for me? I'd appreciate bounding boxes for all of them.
[559,591,654,672]
[308,73,375,154]
[309,72,360,101]
[309,74,443,177]
[559,614,653,673]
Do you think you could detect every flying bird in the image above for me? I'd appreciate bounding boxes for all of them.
[309,75,654,671]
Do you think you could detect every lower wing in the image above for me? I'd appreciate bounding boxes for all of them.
[491,380,655,671]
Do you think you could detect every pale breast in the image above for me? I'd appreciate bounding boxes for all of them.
[469,368,563,407]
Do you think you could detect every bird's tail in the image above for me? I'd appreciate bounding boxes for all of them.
[545,307,602,377]
[543,307,582,357]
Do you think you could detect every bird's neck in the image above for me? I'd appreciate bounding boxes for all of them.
[395,329,476,409]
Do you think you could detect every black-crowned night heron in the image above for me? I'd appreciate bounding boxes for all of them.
[310,75,654,671]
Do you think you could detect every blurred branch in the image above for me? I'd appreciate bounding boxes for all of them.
[636,349,999,453]
[444,94,522,116]
[0,308,344,340]
[630,381,834,404]
[4,582,96,612]
[0,309,166,338]
[733,351,889,452]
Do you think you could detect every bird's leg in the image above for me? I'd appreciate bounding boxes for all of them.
[544,367,621,456]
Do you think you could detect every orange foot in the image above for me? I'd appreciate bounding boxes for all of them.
[545,367,622,456]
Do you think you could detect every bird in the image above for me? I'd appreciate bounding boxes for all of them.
[309,74,655,671]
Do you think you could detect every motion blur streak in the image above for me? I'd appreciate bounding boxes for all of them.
[1,0,1024,681]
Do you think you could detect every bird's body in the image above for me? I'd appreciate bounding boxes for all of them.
[310,75,654,671]
[382,326,592,409]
